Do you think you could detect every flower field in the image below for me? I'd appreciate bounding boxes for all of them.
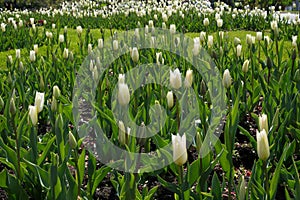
[0,0,299,199]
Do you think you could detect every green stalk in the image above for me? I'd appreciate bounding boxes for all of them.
[74,149,81,198]
[178,165,184,200]
[263,160,269,200]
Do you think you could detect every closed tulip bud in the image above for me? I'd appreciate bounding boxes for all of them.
[113,40,118,51]
[162,13,168,22]
[223,69,232,89]
[199,31,206,44]
[172,133,187,166]
[39,75,44,91]
[145,25,149,34]
[34,44,38,54]
[238,176,246,200]
[98,38,103,49]
[148,20,154,28]
[264,36,271,46]
[118,121,127,145]
[30,18,34,25]
[203,18,209,26]
[256,32,262,41]
[217,18,223,27]
[1,23,6,32]
[256,129,270,161]
[242,59,250,73]
[246,34,252,45]
[156,52,164,65]
[52,24,56,29]
[76,26,82,36]
[259,114,268,133]
[51,96,57,112]
[59,34,64,43]
[88,44,92,54]
[200,79,207,96]
[30,50,36,62]
[192,37,200,56]
[236,44,242,57]
[7,55,13,64]
[234,37,241,46]
[53,85,61,99]
[0,96,3,111]
[118,74,125,84]
[16,49,20,59]
[292,36,297,48]
[166,91,174,108]
[170,24,176,34]
[118,83,130,106]
[63,48,69,59]
[69,131,77,149]
[35,92,44,113]
[162,22,166,29]
[19,61,24,72]
[10,98,16,116]
[207,35,213,48]
[170,68,182,89]
[131,47,139,63]
[28,105,38,125]
[184,69,193,88]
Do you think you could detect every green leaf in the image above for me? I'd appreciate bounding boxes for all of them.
[211,172,222,200]
[78,148,86,185]
[188,159,200,187]
[144,186,159,200]
[38,135,56,165]
[92,166,111,195]
[238,125,257,149]
[157,175,180,195]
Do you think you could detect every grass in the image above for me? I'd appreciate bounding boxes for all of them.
[0,29,293,70]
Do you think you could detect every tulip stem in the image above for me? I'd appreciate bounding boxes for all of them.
[263,160,269,200]
[74,148,81,198]
[178,165,184,200]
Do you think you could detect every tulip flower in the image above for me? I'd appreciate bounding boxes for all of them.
[223,69,232,89]
[200,32,206,44]
[256,32,262,41]
[256,129,270,161]
[166,91,174,108]
[236,44,242,57]
[242,59,250,73]
[34,44,38,54]
[170,24,176,34]
[35,92,44,113]
[118,121,127,145]
[28,105,38,125]
[69,131,77,149]
[156,52,164,65]
[118,83,130,106]
[172,133,187,166]
[259,114,268,133]
[184,69,193,88]
[192,37,200,56]
[16,49,20,59]
[113,40,118,51]
[207,35,213,48]
[30,50,36,62]
[63,48,69,59]
[59,34,64,43]
[292,36,297,48]
[170,68,182,89]
[131,47,139,63]
[217,18,223,27]
[98,38,103,49]
[76,26,83,36]
[10,98,16,116]
[203,18,209,26]
[53,85,61,99]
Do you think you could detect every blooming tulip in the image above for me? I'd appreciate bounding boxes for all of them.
[28,105,38,125]
[256,129,270,161]
[170,68,182,89]
[118,83,130,106]
[172,133,187,166]
[35,92,44,113]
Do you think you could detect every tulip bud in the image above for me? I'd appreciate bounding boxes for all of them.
[256,32,262,41]
[217,18,223,27]
[10,97,16,116]
[162,22,166,29]
[63,48,69,59]
[222,69,232,89]
[207,35,213,48]
[170,68,182,89]
[76,26,82,36]
[69,51,74,61]
[170,24,176,34]
[39,75,44,91]
[53,85,61,99]
[267,56,273,69]
[98,38,103,49]
[192,37,200,56]
[7,55,13,64]
[88,43,92,54]
[118,83,130,106]
[256,129,270,161]
[131,47,139,63]
[156,52,164,65]
[200,79,207,96]
[118,121,127,146]
[28,105,38,125]
[148,20,154,28]
[200,32,206,44]
[59,34,64,43]
[184,69,193,88]
[30,50,36,62]
[242,59,250,73]
[162,13,168,22]
[292,36,297,48]
[69,131,77,149]
[172,133,187,166]
[234,37,241,46]
[166,91,174,108]
[203,18,209,26]
[51,96,57,112]
[35,92,45,113]
[34,44,38,54]
[259,114,268,133]
[113,40,118,51]
[16,49,21,59]
[236,44,242,57]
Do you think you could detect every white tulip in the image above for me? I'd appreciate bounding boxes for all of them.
[28,105,38,125]
[170,68,182,89]
[222,69,232,89]
[118,83,130,106]
[35,92,45,113]
[30,50,36,62]
[256,129,270,161]
[236,44,242,57]
[170,24,176,34]
[166,91,174,108]
[16,49,20,59]
[131,47,139,63]
[172,133,187,166]
[184,69,193,88]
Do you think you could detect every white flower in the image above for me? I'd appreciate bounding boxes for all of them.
[149,20,154,28]
[30,50,36,62]
[131,47,139,63]
[113,40,118,51]
[192,37,200,56]
[59,34,64,43]
[184,69,193,88]
[256,32,262,41]
[292,36,297,47]
[166,91,174,108]
[118,83,130,106]
[170,24,176,34]
[162,13,168,22]
[203,18,209,26]
[200,32,206,44]
[34,44,38,54]
[172,133,187,166]
[217,18,223,27]
[28,105,38,125]
[52,23,56,29]
[118,121,127,145]
[88,43,93,54]
[7,55,13,64]
[242,59,250,73]
[207,35,213,48]
[35,92,45,113]
[156,52,164,65]
[77,26,83,35]
[16,49,20,59]
[63,48,69,59]
[222,69,232,89]
[236,44,242,57]
[98,38,103,49]
[256,129,270,161]
[170,68,182,89]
